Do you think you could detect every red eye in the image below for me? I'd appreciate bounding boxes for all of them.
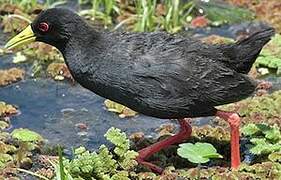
[38,22,49,32]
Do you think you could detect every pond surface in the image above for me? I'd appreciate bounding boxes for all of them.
[0,20,280,150]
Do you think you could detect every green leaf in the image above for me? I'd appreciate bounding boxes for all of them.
[104,127,130,156]
[0,153,13,165]
[12,52,27,63]
[241,124,261,136]
[74,146,87,155]
[0,121,9,130]
[268,152,281,162]
[255,34,281,74]
[250,138,281,155]
[11,128,43,142]
[264,125,281,141]
[177,142,222,164]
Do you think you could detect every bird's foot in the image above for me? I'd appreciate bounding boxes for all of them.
[216,111,241,169]
[137,118,192,173]
[136,157,163,174]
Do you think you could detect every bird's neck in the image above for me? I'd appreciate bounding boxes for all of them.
[61,28,108,79]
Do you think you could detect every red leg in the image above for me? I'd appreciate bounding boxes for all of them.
[216,111,241,169]
[137,118,192,173]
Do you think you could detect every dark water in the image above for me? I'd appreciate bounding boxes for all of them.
[0,77,173,149]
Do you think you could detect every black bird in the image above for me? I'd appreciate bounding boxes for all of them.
[5,8,274,173]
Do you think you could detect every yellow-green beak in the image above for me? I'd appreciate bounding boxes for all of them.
[5,25,36,50]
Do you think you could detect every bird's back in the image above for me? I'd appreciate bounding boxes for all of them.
[70,30,264,119]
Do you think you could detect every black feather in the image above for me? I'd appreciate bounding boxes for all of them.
[219,27,275,74]
[31,8,274,119]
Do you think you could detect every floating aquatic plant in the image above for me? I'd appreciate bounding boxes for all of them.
[0,125,45,177]
[177,142,222,164]
[0,68,25,87]
[11,128,43,142]
[59,127,138,179]
[11,128,44,168]
[242,123,281,160]
[255,34,281,75]
[0,102,17,117]
[104,99,137,118]
[46,63,72,81]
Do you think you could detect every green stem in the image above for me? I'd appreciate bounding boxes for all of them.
[58,146,66,180]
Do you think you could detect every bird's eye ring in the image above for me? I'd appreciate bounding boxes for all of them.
[38,22,49,32]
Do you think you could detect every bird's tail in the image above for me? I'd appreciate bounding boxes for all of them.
[221,27,275,74]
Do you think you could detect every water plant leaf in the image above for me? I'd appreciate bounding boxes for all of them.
[104,127,130,156]
[0,121,9,130]
[104,99,137,118]
[12,52,27,63]
[242,123,281,141]
[11,128,43,142]
[177,142,222,164]
[0,68,25,87]
[241,123,261,136]
[255,34,281,74]
[60,128,137,179]
[268,152,281,162]
[0,141,17,154]
[264,125,281,141]
[74,146,87,155]
[250,138,281,155]
[0,153,13,168]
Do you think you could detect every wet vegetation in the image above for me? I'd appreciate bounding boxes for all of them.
[1,0,281,179]
[0,68,24,87]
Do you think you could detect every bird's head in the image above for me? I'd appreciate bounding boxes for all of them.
[5,8,84,51]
